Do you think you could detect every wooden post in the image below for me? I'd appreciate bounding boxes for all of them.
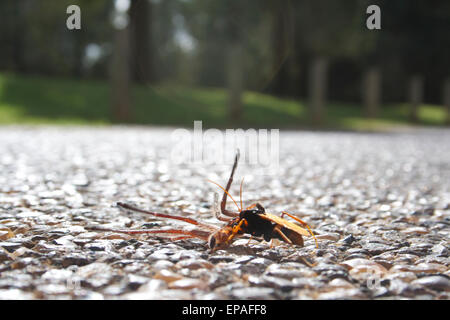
[309,57,328,125]
[363,67,381,118]
[111,25,132,122]
[408,75,424,123]
[227,42,243,121]
[129,0,152,84]
[443,78,450,125]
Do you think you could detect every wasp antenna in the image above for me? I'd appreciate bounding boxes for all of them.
[207,179,241,212]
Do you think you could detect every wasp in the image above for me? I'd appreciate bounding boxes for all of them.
[91,150,317,252]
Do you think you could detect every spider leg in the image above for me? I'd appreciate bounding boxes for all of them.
[168,235,196,241]
[213,193,232,222]
[117,202,218,231]
[87,226,211,241]
[220,150,240,217]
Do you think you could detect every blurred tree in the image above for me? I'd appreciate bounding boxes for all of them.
[362,67,381,118]
[129,0,153,84]
[0,0,111,77]
[294,0,367,124]
[267,0,290,96]
[408,75,423,123]
[443,79,450,125]
[110,0,132,122]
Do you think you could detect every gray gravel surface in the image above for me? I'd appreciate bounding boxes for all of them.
[0,126,449,300]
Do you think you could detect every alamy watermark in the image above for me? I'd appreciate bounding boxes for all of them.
[66,5,81,30]
[366,5,381,30]
[171,121,280,174]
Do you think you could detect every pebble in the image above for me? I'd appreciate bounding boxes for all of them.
[0,242,22,252]
[411,276,450,292]
[328,278,355,289]
[317,288,367,299]
[231,287,276,300]
[175,258,214,270]
[168,278,207,290]
[153,270,184,283]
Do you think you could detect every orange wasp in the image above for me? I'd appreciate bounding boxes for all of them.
[93,150,318,252]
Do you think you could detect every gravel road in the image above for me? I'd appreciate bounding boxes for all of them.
[0,126,449,299]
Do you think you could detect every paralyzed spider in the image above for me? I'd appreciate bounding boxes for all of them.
[91,150,318,252]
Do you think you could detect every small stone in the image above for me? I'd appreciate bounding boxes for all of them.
[386,271,417,283]
[265,265,315,280]
[124,279,168,299]
[317,288,367,299]
[0,242,21,252]
[152,259,175,270]
[413,263,447,274]
[341,234,356,245]
[208,255,236,263]
[431,244,448,256]
[84,241,111,252]
[248,257,272,267]
[233,255,254,264]
[400,227,429,235]
[168,278,207,290]
[0,227,14,240]
[388,279,428,297]
[412,276,450,292]
[62,253,90,267]
[316,233,340,241]
[126,274,150,290]
[175,258,213,270]
[364,242,395,256]
[42,269,73,281]
[328,278,355,289]
[247,275,294,291]
[231,287,276,300]
[76,263,113,288]
[153,270,183,283]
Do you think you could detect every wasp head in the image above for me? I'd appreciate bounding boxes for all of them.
[207,228,233,252]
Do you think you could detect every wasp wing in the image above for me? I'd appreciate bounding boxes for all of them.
[258,213,311,237]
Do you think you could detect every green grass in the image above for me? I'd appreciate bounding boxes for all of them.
[0,72,448,130]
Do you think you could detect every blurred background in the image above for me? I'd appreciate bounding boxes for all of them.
[0,0,449,130]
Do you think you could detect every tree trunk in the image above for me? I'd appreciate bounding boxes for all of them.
[227,42,244,121]
[111,26,132,122]
[363,67,381,118]
[11,1,26,73]
[309,57,328,125]
[72,31,84,78]
[129,0,152,84]
[443,78,450,125]
[270,0,289,96]
[408,75,423,123]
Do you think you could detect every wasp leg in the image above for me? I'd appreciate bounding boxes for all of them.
[281,211,318,248]
[273,225,293,244]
